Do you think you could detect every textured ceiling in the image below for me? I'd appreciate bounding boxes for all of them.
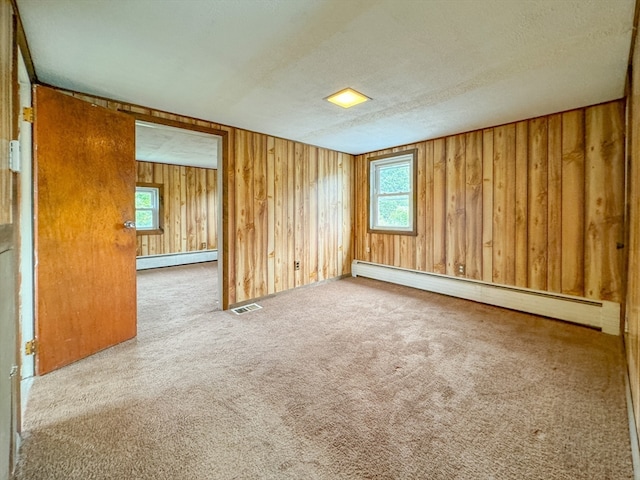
[17,0,635,155]
[136,121,219,169]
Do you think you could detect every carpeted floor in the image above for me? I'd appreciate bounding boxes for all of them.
[14,262,634,479]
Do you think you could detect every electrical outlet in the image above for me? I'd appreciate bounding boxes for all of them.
[294,261,300,271]
[458,264,465,275]
[201,242,207,250]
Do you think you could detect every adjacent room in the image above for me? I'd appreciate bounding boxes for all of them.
[2,0,640,479]
[134,120,221,310]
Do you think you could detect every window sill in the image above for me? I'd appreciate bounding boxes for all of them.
[368,228,417,236]
[136,228,164,236]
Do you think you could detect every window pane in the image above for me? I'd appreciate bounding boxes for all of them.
[135,191,153,208]
[136,210,154,229]
[379,164,409,194]
[377,195,409,227]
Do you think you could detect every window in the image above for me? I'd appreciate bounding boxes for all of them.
[368,150,417,235]
[135,184,163,234]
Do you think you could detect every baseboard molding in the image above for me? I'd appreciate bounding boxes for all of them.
[137,250,218,270]
[351,260,620,335]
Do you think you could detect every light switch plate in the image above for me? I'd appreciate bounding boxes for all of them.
[9,140,20,173]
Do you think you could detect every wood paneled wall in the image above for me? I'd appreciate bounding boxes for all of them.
[355,100,625,303]
[62,90,354,307]
[626,20,640,439]
[0,0,12,225]
[232,132,353,303]
[135,161,217,257]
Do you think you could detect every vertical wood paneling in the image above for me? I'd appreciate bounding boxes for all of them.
[294,143,305,287]
[253,134,267,298]
[136,161,217,257]
[352,100,624,306]
[341,152,353,275]
[235,130,255,301]
[482,129,494,283]
[162,163,172,254]
[307,146,319,283]
[514,121,528,287]
[561,110,585,296]
[274,137,287,293]
[153,165,164,254]
[547,114,562,293]
[446,135,466,276]
[206,169,217,249]
[493,124,516,285]
[171,164,182,253]
[465,131,482,279]
[433,138,447,274]
[317,149,328,281]
[327,151,339,277]
[528,117,548,290]
[225,127,236,306]
[585,102,624,302]
[179,166,188,251]
[424,142,434,272]
[286,142,296,290]
[415,143,427,271]
[266,137,276,294]
[355,154,368,262]
[186,167,197,251]
[197,168,207,250]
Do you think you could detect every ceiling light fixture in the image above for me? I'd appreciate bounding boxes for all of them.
[325,87,371,109]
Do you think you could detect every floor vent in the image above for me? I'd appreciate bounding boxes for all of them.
[231,303,262,315]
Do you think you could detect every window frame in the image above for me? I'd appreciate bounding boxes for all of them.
[367,149,417,236]
[135,183,164,236]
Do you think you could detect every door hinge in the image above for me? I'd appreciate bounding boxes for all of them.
[23,107,34,123]
[25,339,36,355]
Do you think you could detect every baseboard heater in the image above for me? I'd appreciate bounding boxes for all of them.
[351,260,620,335]
[137,250,218,270]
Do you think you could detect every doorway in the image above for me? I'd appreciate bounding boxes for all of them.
[133,118,224,312]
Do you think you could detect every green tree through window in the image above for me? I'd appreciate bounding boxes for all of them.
[369,151,416,234]
[135,186,160,231]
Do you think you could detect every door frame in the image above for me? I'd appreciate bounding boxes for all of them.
[125,112,229,309]
[16,45,33,417]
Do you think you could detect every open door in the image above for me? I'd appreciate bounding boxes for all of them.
[34,86,137,375]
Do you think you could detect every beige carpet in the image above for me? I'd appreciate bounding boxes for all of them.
[14,262,634,479]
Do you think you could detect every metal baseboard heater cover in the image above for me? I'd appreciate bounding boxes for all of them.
[351,261,620,335]
[137,250,218,270]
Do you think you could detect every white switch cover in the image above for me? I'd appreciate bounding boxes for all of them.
[9,140,20,173]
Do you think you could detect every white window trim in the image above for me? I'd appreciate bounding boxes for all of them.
[135,185,160,231]
[368,150,417,235]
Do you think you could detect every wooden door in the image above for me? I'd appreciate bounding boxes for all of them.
[34,86,136,375]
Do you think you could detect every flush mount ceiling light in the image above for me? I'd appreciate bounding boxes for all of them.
[325,87,371,108]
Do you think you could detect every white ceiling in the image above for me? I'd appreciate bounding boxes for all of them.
[17,0,635,155]
[136,121,219,169]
